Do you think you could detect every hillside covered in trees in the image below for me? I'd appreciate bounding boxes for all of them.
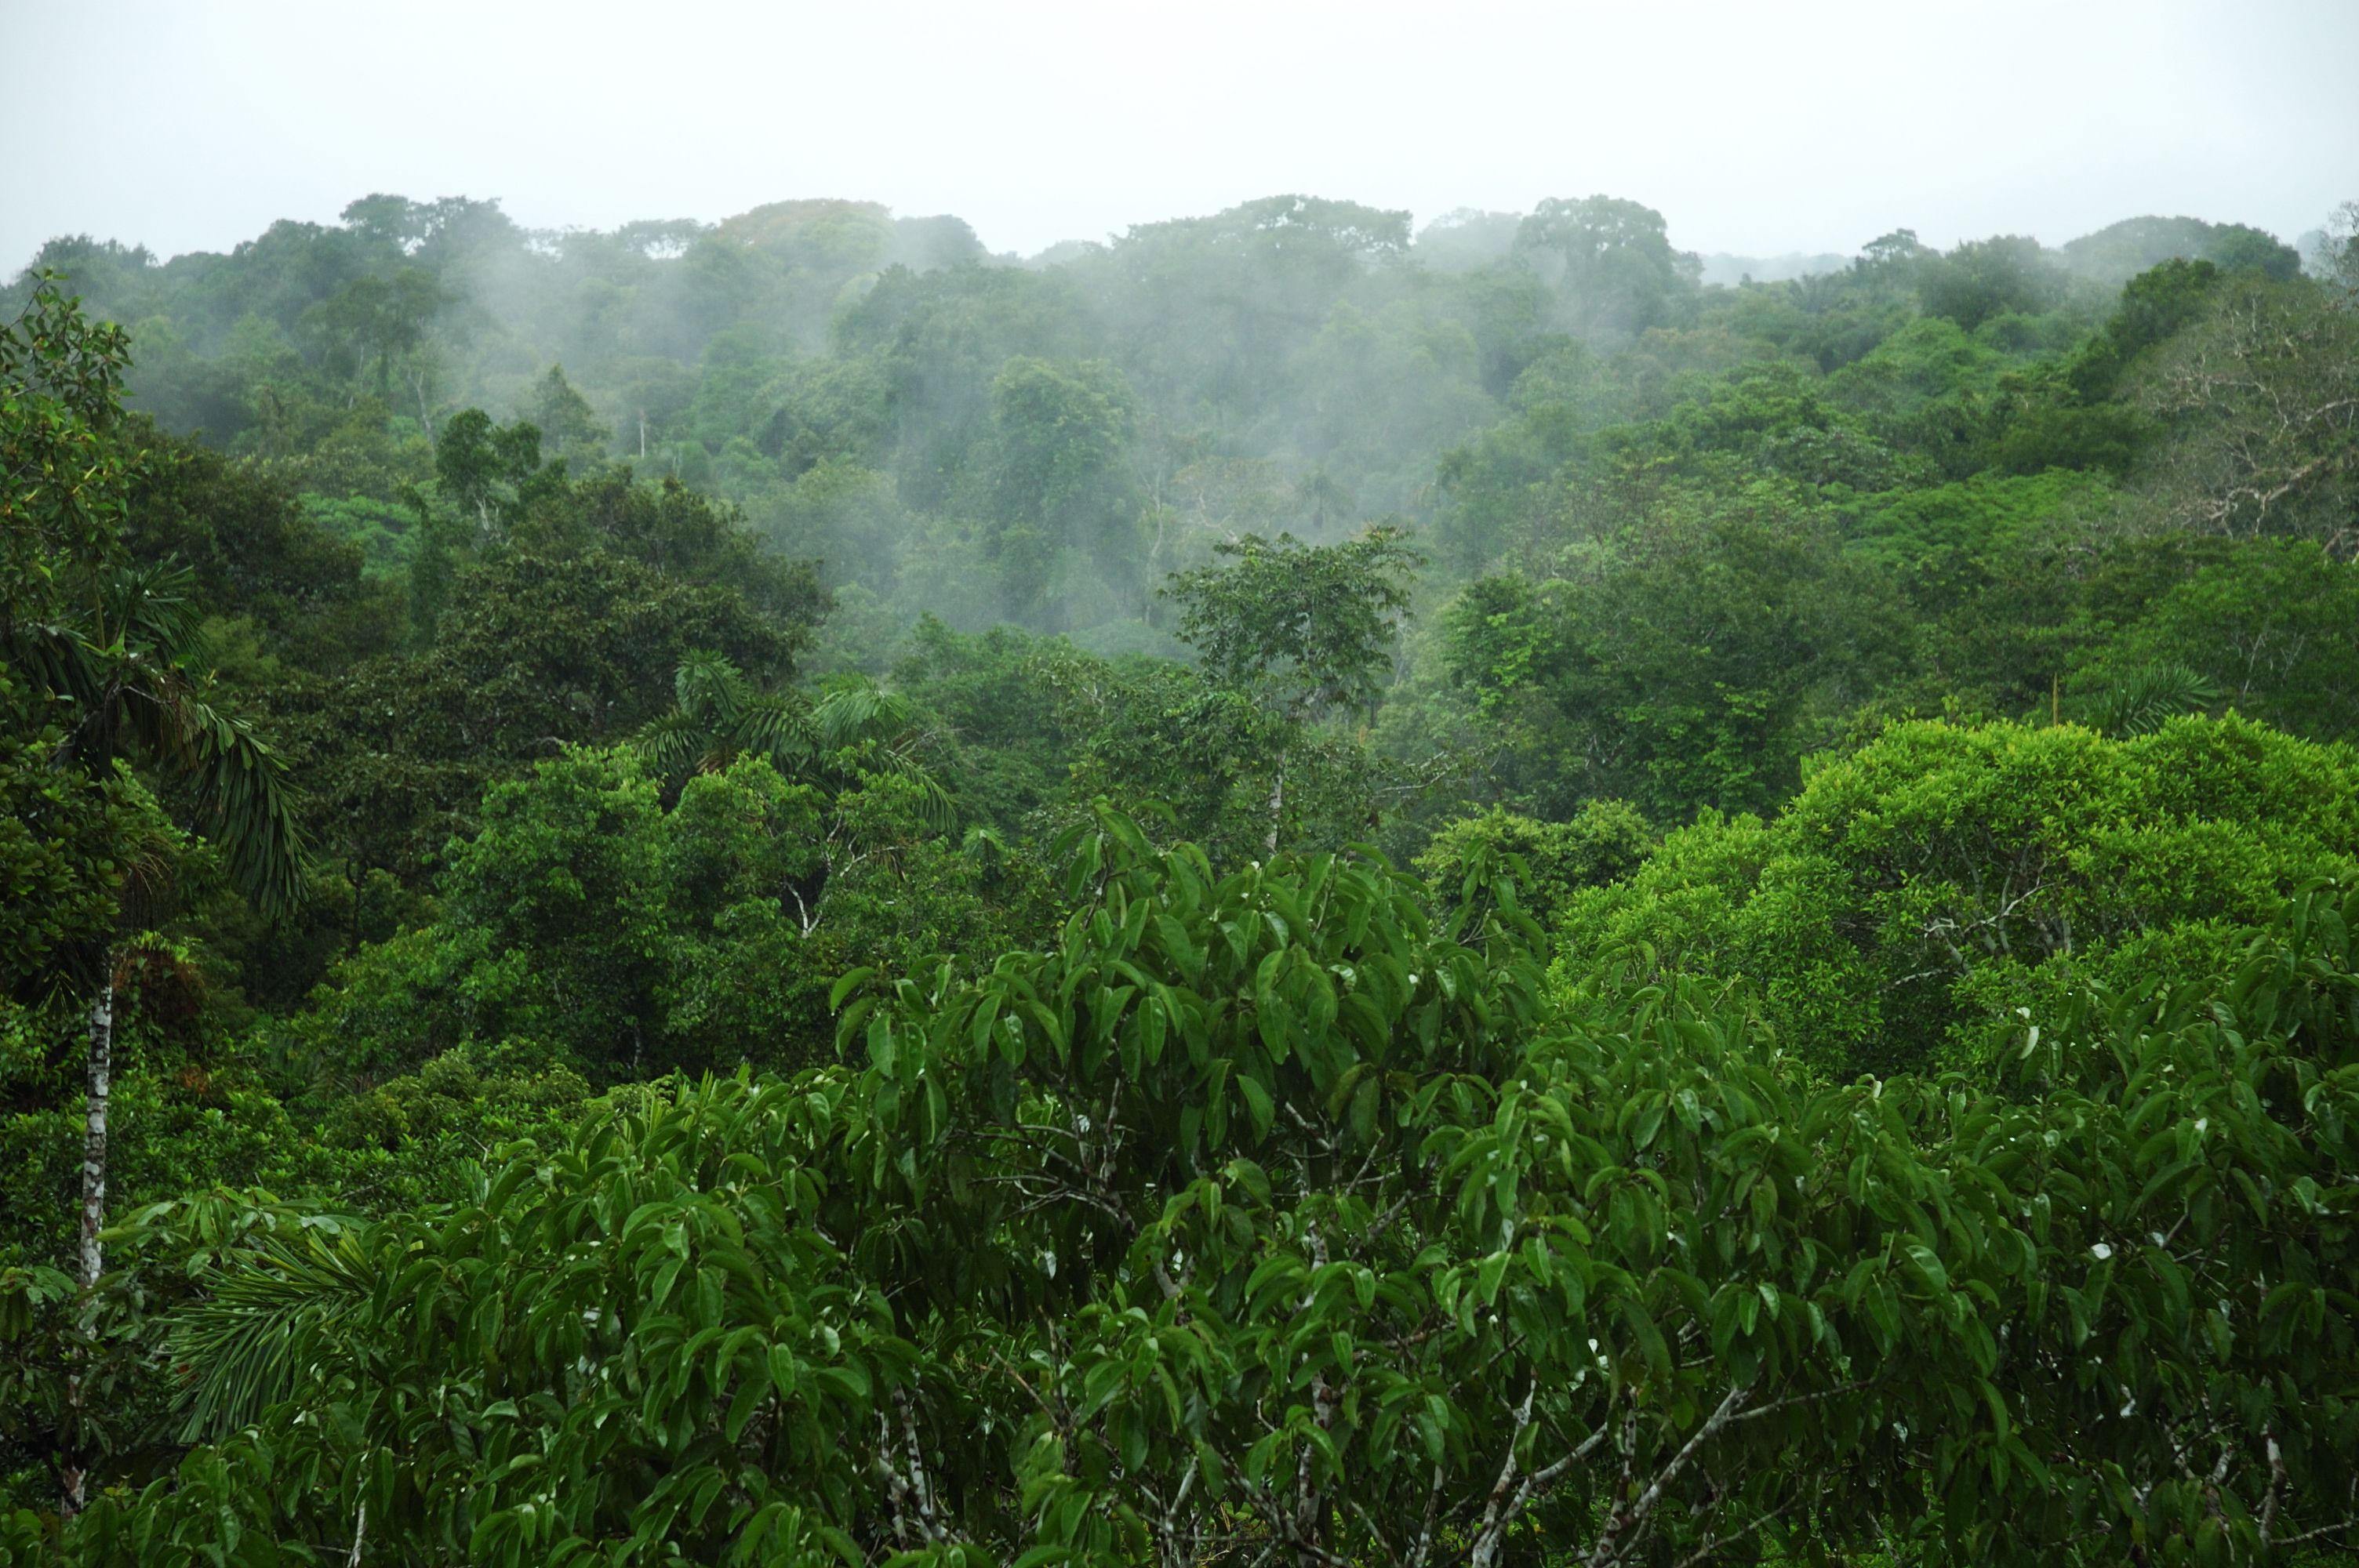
[4,188,2359,1564]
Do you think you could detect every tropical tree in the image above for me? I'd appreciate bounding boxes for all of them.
[1441,486,1910,822]
[1914,234,2070,330]
[1558,714,2359,1076]
[1414,799,1656,933]
[2129,275,2359,554]
[976,355,1141,626]
[25,815,2359,1564]
[2069,537,2359,743]
[635,650,951,829]
[2,281,308,1511]
[2324,198,2359,294]
[297,267,442,399]
[1512,194,1700,343]
[1164,524,1422,849]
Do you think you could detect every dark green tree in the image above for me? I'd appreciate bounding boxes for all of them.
[978,356,1140,626]
[2,280,307,1512]
[1513,194,1700,343]
[1165,525,1423,850]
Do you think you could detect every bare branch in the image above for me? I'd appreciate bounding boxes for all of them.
[1585,1382,1751,1567]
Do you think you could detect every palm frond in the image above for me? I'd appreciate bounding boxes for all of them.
[108,560,203,665]
[179,695,311,920]
[653,661,954,827]
[634,709,714,781]
[862,742,958,833]
[672,649,748,726]
[810,681,918,750]
[905,769,958,835]
[961,825,1008,867]
[12,597,309,918]
[0,620,104,721]
[807,679,956,829]
[2087,662,2220,738]
[166,1229,377,1441]
[733,692,819,771]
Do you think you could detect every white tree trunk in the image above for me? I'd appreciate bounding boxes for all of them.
[410,366,438,454]
[63,976,113,1515]
[1265,763,1285,858]
[78,981,113,1290]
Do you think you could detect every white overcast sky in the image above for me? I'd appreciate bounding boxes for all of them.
[5,0,2356,274]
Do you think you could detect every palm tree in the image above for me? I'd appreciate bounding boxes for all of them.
[635,650,953,830]
[15,567,308,1514]
[5,280,309,1511]
[23,562,306,1218]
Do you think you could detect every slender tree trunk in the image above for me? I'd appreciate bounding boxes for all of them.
[1265,762,1285,857]
[62,975,114,1515]
[79,979,111,1287]
[410,365,437,452]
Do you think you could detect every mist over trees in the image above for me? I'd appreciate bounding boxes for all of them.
[18,189,2352,648]
[5,182,2359,1564]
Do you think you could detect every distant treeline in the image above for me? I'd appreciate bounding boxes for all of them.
[11,195,2323,648]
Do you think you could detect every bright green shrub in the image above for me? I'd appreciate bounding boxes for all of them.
[1558,715,2359,1074]
[1415,798,1655,932]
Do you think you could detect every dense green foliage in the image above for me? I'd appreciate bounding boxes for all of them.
[5,183,2359,1563]
[1558,717,2359,1077]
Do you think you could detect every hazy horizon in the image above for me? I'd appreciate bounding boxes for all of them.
[5,0,2354,275]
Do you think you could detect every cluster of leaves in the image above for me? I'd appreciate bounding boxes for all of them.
[1558,715,2359,1077]
[280,742,1020,1087]
[5,817,2355,1564]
